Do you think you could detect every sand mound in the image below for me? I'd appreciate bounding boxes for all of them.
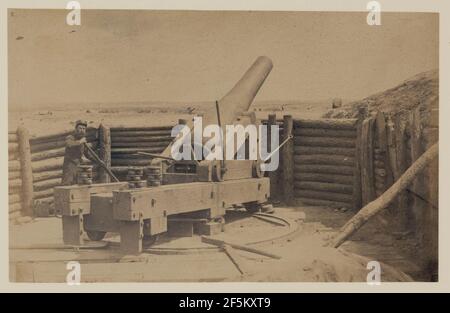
[323,69,438,122]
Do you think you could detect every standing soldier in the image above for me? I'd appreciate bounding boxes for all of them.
[61,120,93,185]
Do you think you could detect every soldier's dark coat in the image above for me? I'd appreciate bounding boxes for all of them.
[61,134,90,185]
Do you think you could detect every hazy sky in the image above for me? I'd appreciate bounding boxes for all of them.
[8,10,438,110]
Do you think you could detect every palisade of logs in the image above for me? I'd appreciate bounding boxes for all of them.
[8,124,175,218]
[110,126,173,180]
[293,118,358,209]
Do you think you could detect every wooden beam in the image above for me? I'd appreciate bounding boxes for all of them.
[331,143,438,248]
[282,115,294,205]
[17,126,34,216]
[98,124,111,183]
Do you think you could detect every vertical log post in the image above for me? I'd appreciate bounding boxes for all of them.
[16,126,34,216]
[352,107,367,210]
[409,107,424,236]
[282,115,294,205]
[267,114,278,201]
[394,113,409,229]
[98,124,111,183]
[360,117,375,206]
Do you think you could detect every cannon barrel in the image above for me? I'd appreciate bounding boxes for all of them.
[204,56,273,127]
[156,56,273,160]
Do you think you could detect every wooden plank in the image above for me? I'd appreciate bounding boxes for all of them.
[282,115,294,205]
[295,197,351,208]
[294,189,353,203]
[294,146,355,157]
[294,136,356,148]
[201,236,281,259]
[293,119,358,130]
[294,181,353,194]
[294,128,356,138]
[294,154,355,166]
[294,164,354,176]
[294,172,354,185]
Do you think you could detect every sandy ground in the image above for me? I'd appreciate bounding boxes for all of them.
[8,101,330,137]
[9,206,414,283]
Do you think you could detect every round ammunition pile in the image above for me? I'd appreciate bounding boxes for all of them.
[126,167,146,188]
[145,165,162,187]
[77,165,93,185]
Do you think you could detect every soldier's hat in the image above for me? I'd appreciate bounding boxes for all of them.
[75,120,88,127]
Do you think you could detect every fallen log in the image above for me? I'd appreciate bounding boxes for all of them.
[331,143,438,248]
[294,172,353,185]
[294,164,354,176]
[294,146,355,157]
[201,236,282,259]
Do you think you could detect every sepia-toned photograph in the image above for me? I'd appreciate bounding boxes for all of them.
[7,7,439,284]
